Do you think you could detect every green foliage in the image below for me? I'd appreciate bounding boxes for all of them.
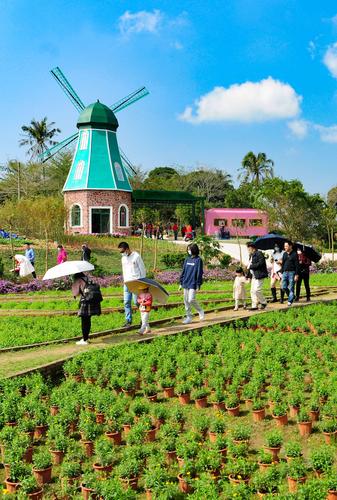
[287,458,307,480]
[160,252,186,268]
[219,253,232,268]
[32,449,52,470]
[194,235,220,266]
[310,446,335,472]
[265,430,283,448]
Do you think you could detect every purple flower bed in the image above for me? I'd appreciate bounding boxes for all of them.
[154,268,235,285]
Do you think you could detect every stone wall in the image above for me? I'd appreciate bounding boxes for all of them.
[64,190,132,235]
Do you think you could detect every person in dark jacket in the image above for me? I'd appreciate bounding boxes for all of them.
[179,243,204,324]
[295,249,311,302]
[246,242,268,310]
[81,243,91,262]
[72,272,101,345]
[279,241,299,306]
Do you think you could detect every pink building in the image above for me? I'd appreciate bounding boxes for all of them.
[205,208,268,238]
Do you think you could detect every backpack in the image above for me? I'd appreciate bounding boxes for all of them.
[80,278,103,305]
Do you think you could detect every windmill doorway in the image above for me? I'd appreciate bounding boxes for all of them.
[91,207,112,234]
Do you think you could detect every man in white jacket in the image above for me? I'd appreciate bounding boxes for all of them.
[118,241,146,328]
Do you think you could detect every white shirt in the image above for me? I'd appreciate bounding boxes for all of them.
[121,251,146,282]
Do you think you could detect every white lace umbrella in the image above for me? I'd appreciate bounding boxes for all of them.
[42,260,94,280]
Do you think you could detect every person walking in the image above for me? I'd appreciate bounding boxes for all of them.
[118,241,146,328]
[57,244,68,264]
[173,223,179,241]
[24,242,36,278]
[179,243,204,324]
[280,241,299,306]
[72,272,102,345]
[137,285,153,335]
[295,249,311,302]
[81,243,91,262]
[233,267,247,310]
[270,244,284,302]
[246,242,268,311]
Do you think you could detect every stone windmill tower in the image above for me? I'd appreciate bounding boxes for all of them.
[40,67,148,235]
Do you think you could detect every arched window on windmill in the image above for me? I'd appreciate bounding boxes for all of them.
[118,205,128,227]
[71,204,82,227]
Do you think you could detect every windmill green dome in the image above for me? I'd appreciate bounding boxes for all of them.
[77,100,119,131]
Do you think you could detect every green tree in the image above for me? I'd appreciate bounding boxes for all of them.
[182,168,233,206]
[225,182,256,208]
[19,117,61,160]
[143,167,181,190]
[239,152,274,186]
[46,150,72,194]
[255,177,325,241]
[327,186,337,208]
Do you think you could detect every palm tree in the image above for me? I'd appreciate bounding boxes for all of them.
[239,152,274,186]
[19,117,61,160]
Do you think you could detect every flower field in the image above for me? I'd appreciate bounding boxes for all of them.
[0,304,336,499]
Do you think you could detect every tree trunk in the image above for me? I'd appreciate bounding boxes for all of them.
[45,230,49,273]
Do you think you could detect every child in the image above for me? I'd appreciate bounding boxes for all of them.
[233,267,247,311]
[137,286,153,334]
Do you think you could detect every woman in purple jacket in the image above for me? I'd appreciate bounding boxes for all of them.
[179,243,205,324]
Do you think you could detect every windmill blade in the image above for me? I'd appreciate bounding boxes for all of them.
[38,132,79,162]
[119,148,137,177]
[51,67,86,113]
[111,86,149,114]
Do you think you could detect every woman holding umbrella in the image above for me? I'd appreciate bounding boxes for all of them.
[295,249,311,302]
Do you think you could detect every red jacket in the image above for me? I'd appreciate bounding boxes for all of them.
[137,292,153,312]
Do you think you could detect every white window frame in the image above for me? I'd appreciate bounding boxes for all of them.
[74,160,85,180]
[118,204,129,228]
[80,130,89,150]
[89,206,113,234]
[70,203,83,228]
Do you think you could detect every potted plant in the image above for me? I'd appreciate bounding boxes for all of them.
[191,387,209,409]
[196,447,222,477]
[285,441,302,462]
[231,424,252,444]
[121,374,137,397]
[327,472,337,500]
[176,381,192,405]
[117,458,141,490]
[209,388,226,410]
[32,449,53,485]
[252,468,280,496]
[227,457,255,484]
[16,476,43,500]
[143,463,170,497]
[60,460,82,486]
[288,391,303,417]
[211,435,228,462]
[225,393,240,416]
[105,418,123,445]
[48,432,68,465]
[33,407,49,440]
[297,408,312,437]
[81,471,99,500]
[177,461,197,494]
[151,403,168,428]
[159,377,175,398]
[257,450,274,471]
[264,430,283,462]
[143,383,158,402]
[287,458,307,493]
[79,413,101,456]
[272,402,288,426]
[319,419,337,444]
[176,433,199,466]
[310,446,335,476]
[252,398,266,421]
[4,461,29,493]
[208,417,226,442]
[92,437,115,476]
[191,413,210,438]
[309,395,320,421]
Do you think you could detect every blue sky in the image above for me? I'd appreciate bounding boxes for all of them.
[1,0,337,195]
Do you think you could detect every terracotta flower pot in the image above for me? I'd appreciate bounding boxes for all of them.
[178,393,191,405]
[86,377,97,385]
[272,414,288,426]
[5,479,21,493]
[81,483,98,500]
[245,399,253,409]
[219,447,227,463]
[27,489,43,500]
[166,450,177,464]
[145,427,158,442]
[122,388,135,398]
[23,446,34,463]
[92,463,113,475]
[177,456,185,468]
[163,387,175,398]
[33,466,52,485]
[228,474,249,485]
[212,401,225,410]
[69,421,78,433]
[73,374,83,383]
[120,476,139,491]
[123,424,132,436]
[309,410,320,422]
[81,439,94,457]
[298,421,312,437]
[327,490,337,500]
[289,405,300,418]
[265,446,281,462]
[252,408,266,422]
[50,405,59,416]
[61,476,81,488]
[34,425,48,440]
[95,412,105,424]
[323,431,337,444]
[147,394,158,402]
[226,405,240,417]
[5,421,18,427]
[195,397,208,409]
[146,490,152,500]
[105,430,122,445]
[50,449,65,465]
[258,462,273,472]
[177,473,193,493]
[287,476,306,493]
[208,431,218,443]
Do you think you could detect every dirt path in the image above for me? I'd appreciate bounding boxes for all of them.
[1,291,337,378]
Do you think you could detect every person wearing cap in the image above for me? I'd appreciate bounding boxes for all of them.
[246,242,268,311]
[24,242,36,278]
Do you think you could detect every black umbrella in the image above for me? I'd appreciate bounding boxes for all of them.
[254,233,288,251]
[294,242,321,263]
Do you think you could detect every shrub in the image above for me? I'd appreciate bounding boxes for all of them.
[60,461,82,479]
[17,476,41,494]
[287,458,307,479]
[94,437,115,466]
[285,441,302,458]
[219,253,232,268]
[297,408,311,423]
[227,457,255,479]
[252,468,280,494]
[310,446,335,472]
[117,458,141,479]
[33,449,52,470]
[160,253,186,269]
[231,424,252,442]
[265,430,283,448]
[258,450,273,465]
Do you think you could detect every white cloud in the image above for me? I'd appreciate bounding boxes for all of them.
[287,119,309,139]
[308,40,316,59]
[118,10,162,36]
[314,124,337,143]
[323,42,337,77]
[179,77,302,124]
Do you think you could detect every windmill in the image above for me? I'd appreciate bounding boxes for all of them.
[40,67,149,234]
